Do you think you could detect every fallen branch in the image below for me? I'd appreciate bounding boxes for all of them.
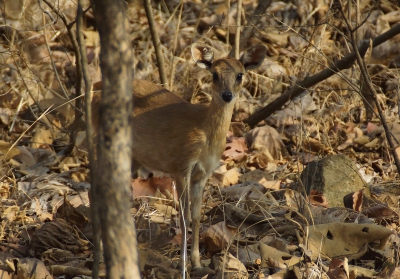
[47,265,106,278]
[243,23,400,128]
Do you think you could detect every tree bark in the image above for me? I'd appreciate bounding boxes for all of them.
[92,0,140,278]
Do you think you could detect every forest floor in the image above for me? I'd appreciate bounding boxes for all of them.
[0,0,400,278]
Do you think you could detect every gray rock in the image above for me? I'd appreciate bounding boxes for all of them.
[300,154,366,207]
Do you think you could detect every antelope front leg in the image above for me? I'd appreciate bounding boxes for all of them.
[175,176,191,270]
[190,176,207,269]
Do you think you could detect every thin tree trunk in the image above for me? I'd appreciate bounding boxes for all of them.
[144,0,168,87]
[76,2,100,278]
[228,0,272,57]
[92,0,140,277]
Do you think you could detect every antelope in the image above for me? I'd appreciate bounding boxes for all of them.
[91,43,266,269]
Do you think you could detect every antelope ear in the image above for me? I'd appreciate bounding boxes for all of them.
[240,44,267,71]
[191,43,214,69]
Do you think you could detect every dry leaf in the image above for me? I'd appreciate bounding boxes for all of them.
[203,221,238,252]
[259,242,302,268]
[0,140,21,161]
[327,258,349,279]
[245,126,289,160]
[15,258,53,279]
[222,136,248,161]
[212,252,248,279]
[212,165,240,187]
[305,223,392,260]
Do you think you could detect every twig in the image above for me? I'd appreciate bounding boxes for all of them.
[68,5,92,28]
[47,264,106,277]
[226,0,231,47]
[243,23,400,127]
[42,0,84,155]
[228,0,272,57]
[76,1,100,279]
[193,0,210,32]
[6,44,72,143]
[179,200,187,279]
[234,0,242,59]
[7,49,43,118]
[5,106,53,160]
[42,15,70,100]
[338,4,400,174]
[38,0,57,23]
[144,0,168,87]
[169,1,183,91]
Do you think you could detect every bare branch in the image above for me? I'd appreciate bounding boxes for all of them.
[42,0,84,156]
[76,1,100,279]
[244,23,400,128]
[169,2,183,91]
[229,0,272,57]
[144,0,168,87]
[339,4,400,174]
[234,0,242,59]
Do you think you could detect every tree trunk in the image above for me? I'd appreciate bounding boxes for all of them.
[92,0,140,278]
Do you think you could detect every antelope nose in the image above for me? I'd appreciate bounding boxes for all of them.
[221,91,233,102]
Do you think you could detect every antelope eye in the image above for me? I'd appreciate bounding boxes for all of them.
[213,72,219,82]
[236,73,243,83]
